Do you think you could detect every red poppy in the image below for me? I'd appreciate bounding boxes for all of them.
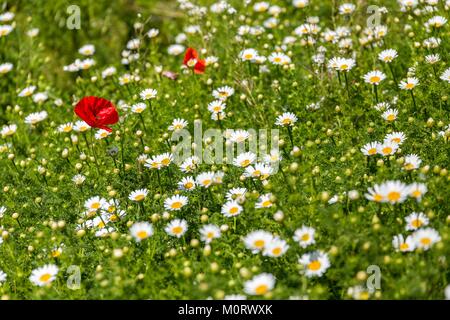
[74,96,119,132]
[183,47,206,74]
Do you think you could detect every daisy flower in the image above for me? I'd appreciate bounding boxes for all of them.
[167,44,185,56]
[102,66,117,78]
[146,28,159,38]
[384,132,406,145]
[78,44,95,56]
[131,103,147,114]
[244,273,276,296]
[405,212,429,231]
[403,154,422,171]
[18,85,36,97]
[130,222,154,242]
[72,174,86,185]
[381,108,398,122]
[199,224,221,243]
[377,141,398,156]
[268,52,291,65]
[73,120,91,132]
[244,163,273,180]
[399,77,419,90]
[255,193,274,209]
[228,129,250,143]
[334,57,356,72]
[128,189,148,202]
[263,238,289,257]
[1,124,17,138]
[165,219,188,238]
[361,141,380,156]
[293,0,309,8]
[226,187,247,202]
[243,230,273,253]
[378,49,398,63]
[0,24,13,37]
[212,86,234,100]
[299,251,331,277]
[408,182,427,202]
[339,3,356,15]
[196,171,215,188]
[29,265,59,287]
[412,228,441,250]
[0,11,14,22]
[178,176,196,191]
[140,88,157,100]
[164,195,188,211]
[275,112,298,127]
[439,68,450,83]
[426,16,447,28]
[239,48,258,62]
[57,122,73,133]
[207,100,226,114]
[168,118,188,131]
[0,62,13,74]
[233,152,256,168]
[392,234,415,252]
[24,111,48,125]
[364,70,386,85]
[221,200,243,217]
[293,226,316,248]
[95,129,111,140]
[84,196,107,211]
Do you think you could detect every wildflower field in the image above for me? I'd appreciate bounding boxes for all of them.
[0,0,449,300]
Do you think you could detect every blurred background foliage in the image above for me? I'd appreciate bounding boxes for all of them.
[2,0,181,89]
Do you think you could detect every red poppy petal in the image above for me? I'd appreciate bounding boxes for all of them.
[183,47,198,65]
[194,60,206,74]
[97,106,119,125]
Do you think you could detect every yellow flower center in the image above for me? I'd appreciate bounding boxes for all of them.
[254,240,265,248]
[255,284,269,295]
[308,260,321,271]
[137,231,148,239]
[244,54,253,60]
[301,234,310,241]
[262,200,272,207]
[420,237,431,246]
[39,273,52,283]
[370,76,381,83]
[386,114,396,121]
[411,219,422,229]
[207,232,214,239]
[229,207,239,214]
[368,148,377,155]
[171,201,182,209]
[405,83,414,89]
[387,191,401,202]
[399,243,409,251]
[411,190,421,198]
[91,202,101,209]
[172,226,183,234]
[134,194,145,201]
[373,194,383,202]
[272,247,282,256]
[241,159,250,167]
[382,147,392,155]
[161,158,170,166]
[185,182,193,189]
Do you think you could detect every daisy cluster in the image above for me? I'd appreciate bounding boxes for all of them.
[0,0,449,300]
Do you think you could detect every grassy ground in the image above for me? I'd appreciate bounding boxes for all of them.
[0,0,449,299]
